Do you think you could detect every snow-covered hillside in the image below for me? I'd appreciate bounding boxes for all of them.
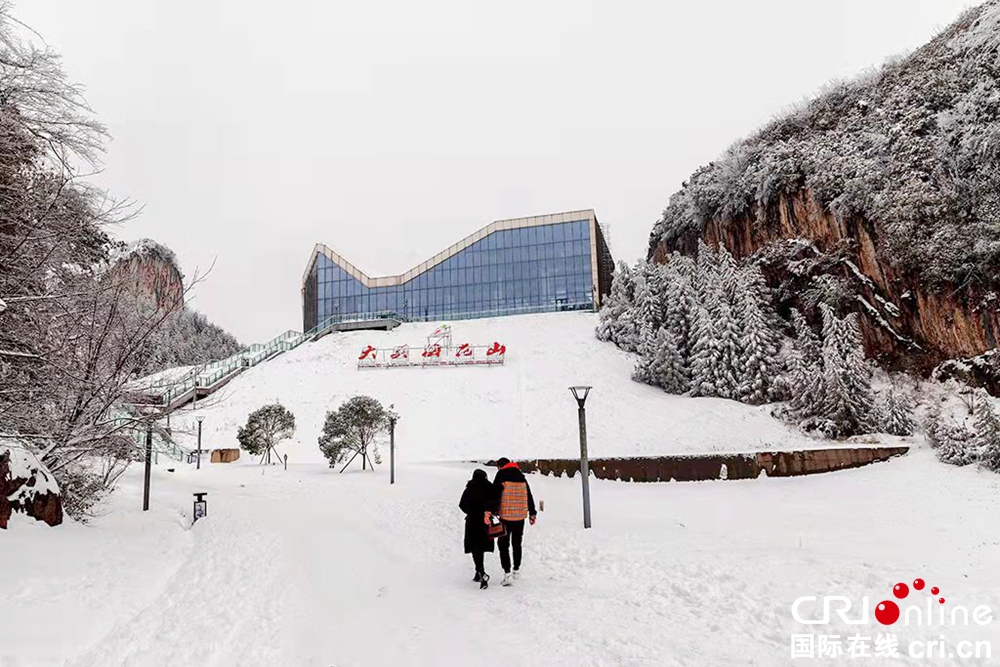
[170,312,810,463]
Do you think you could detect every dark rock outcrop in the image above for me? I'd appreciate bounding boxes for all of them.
[0,447,64,529]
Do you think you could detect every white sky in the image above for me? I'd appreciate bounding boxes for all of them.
[15,0,978,342]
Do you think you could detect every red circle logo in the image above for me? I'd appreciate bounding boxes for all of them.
[875,600,900,625]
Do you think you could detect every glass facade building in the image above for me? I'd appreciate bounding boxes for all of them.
[302,209,614,331]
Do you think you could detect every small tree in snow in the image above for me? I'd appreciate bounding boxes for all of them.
[688,305,719,397]
[653,327,689,394]
[712,299,742,400]
[820,306,876,436]
[735,265,780,404]
[784,309,825,416]
[237,404,296,464]
[318,396,391,472]
[596,261,634,343]
[926,409,977,467]
[663,255,696,362]
[632,319,660,386]
[880,386,915,436]
[973,398,1000,472]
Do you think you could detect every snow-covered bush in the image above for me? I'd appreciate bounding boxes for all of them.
[879,386,915,436]
[973,399,1000,472]
[926,409,978,466]
[237,404,296,463]
[318,396,393,470]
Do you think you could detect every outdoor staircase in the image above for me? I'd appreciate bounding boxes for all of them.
[126,311,404,412]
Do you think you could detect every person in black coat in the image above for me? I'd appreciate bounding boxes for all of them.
[459,468,496,589]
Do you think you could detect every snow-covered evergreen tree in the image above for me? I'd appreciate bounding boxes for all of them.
[688,305,719,397]
[973,398,1000,472]
[712,299,742,399]
[616,265,647,353]
[632,319,660,386]
[820,306,876,436]
[735,265,780,404]
[927,409,978,466]
[653,326,689,394]
[879,385,915,436]
[634,261,667,331]
[784,309,825,416]
[663,255,696,363]
[596,261,634,343]
[694,239,719,304]
[716,245,739,303]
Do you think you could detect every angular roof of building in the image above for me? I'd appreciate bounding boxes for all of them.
[301,209,597,289]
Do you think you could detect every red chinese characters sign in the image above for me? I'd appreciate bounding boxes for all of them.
[357,326,506,369]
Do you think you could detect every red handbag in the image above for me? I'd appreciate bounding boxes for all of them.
[486,514,506,539]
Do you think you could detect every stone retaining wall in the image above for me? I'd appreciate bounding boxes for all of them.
[515,446,909,482]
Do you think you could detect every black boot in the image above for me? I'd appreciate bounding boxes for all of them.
[473,571,482,582]
[479,572,490,590]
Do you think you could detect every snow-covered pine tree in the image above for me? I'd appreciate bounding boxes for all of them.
[653,326,689,394]
[596,261,634,343]
[716,245,740,304]
[663,255,696,363]
[688,304,719,397]
[972,397,1000,472]
[634,261,667,331]
[694,239,719,304]
[785,309,825,416]
[616,265,647,353]
[632,318,660,386]
[820,306,876,436]
[880,385,915,436]
[735,265,780,404]
[712,298,742,399]
[926,409,978,466]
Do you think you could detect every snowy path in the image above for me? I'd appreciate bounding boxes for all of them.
[5,448,1000,666]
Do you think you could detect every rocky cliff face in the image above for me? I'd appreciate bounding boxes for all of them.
[648,1,1000,374]
[652,190,1000,371]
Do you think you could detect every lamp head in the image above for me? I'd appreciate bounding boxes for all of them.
[196,415,204,424]
[569,386,592,405]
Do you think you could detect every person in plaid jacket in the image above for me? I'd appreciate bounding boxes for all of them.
[490,457,537,586]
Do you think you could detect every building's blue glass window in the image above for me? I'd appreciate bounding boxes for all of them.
[310,218,597,325]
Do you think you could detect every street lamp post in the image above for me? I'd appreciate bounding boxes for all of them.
[569,386,593,529]
[389,405,398,485]
[196,415,204,470]
[143,421,153,512]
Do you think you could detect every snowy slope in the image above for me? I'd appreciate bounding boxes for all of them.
[169,312,809,463]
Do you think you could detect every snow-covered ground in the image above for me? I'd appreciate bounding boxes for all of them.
[7,312,998,666]
[167,312,813,462]
[3,445,1000,666]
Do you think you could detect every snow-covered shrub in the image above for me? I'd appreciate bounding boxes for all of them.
[318,396,393,469]
[879,386,915,436]
[973,399,1000,472]
[237,404,296,463]
[926,409,978,466]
